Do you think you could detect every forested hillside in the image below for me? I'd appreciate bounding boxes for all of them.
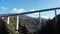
[2,15,48,34]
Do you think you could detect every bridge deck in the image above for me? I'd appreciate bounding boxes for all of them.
[0,7,60,17]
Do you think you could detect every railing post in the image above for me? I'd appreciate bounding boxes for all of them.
[7,16,10,24]
[16,15,19,34]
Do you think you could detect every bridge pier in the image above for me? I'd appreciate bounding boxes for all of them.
[16,15,19,34]
[39,12,41,28]
[7,16,10,24]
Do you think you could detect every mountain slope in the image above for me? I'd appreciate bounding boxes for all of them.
[2,15,48,34]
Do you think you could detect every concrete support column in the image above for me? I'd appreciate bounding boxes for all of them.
[39,12,41,29]
[55,10,58,23]
[54,9,58,34]
[16,15,19,34]
[7,16,10,24]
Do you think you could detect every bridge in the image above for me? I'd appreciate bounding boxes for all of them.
[0,7,60,34]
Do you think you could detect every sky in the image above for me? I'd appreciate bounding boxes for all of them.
[0,0,60,19]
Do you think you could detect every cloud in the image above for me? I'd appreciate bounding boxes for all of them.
[30,15,49,19]
[1,7,7,10]
[28,9,49,19]
[27,15,38,18]
[27,14,49,19]
[33,12,39,14]
[29,9,36,11]
[17,8,25,13]
[13,8,17,11]
[12,8,25,13]
[41,16,49,19]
